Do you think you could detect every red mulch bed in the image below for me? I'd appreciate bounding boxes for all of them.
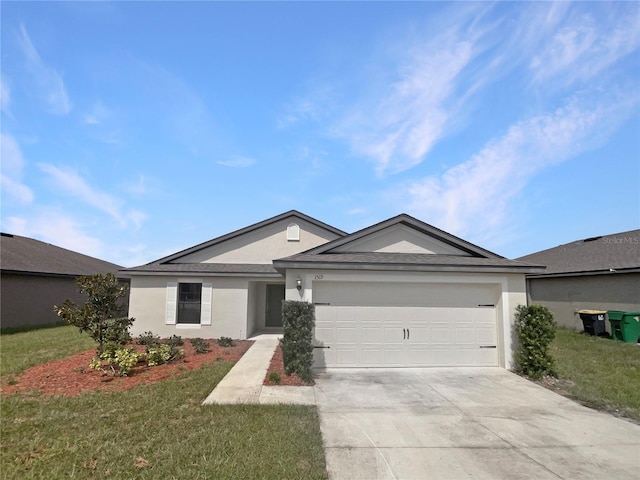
[263,343,314,386]
[1,340,253,397]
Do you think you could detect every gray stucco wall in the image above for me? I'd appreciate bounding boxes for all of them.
[526,273,640,332]
[0,273,85,329]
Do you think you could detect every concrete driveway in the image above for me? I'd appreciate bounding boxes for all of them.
[314,368,640,480]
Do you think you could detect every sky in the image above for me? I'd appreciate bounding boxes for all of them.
[1,1,639,267]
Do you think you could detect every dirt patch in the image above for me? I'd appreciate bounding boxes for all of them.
[264,343,314,386]
[1,340,253,397]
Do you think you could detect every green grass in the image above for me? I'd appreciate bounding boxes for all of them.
[551,327,640,421]
[1,324,96,378]
[1,327,327,479]
[1,362,327,479]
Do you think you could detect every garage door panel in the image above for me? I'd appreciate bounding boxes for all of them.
[313,282,499,368]
[336,327,357,344]
[454,327,476,344]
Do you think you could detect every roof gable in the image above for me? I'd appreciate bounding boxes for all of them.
[0,233,122,277]
[306,214,502,259]
[146,210,346,265]
[517,229,640,276]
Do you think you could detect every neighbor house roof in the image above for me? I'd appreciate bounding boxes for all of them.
[0,233,123,277]
[517,229,640,277]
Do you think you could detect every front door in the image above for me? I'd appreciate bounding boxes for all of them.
[265,284,285,327]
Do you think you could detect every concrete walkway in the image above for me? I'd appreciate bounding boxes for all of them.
[202,334,315,405]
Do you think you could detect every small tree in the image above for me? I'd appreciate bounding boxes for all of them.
[513,304,557,379]
[281,300,315,383]
[54,273,134,355]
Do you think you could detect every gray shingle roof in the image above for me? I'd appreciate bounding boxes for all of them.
[123,263,280,276]
[517,229,640,276]
[301,213,504,258]
[274,252,543,273]
[148,210,346,264]
[0,233,123,277]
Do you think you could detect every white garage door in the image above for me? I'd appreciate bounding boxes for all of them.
[313,281,499,368]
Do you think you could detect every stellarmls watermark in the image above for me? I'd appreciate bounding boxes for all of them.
[602,236,639,245]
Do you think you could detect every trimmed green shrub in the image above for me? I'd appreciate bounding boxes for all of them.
[137,331,161,348]
[281,300,315,383]
[514,304,557,379]
[96,346,141,377]
[166,335,184,347]
[217,336,235,347]
[146,344,184,366]
[190,337,210,354]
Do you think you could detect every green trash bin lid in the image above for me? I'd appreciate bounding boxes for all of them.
[607,310,625,321]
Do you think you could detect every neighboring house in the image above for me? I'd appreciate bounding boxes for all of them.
[0,233,125,329]
[517,229,640,331]
[123,210,542,369]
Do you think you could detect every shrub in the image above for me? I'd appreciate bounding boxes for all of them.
[54,273,133,355]
[146,344,184,367]
[514,304,557,379]
[99,346,141,377]
[137,331,161,348]
[217,336,235,347]
[166,335,184,347]
[268,371,282,385]
[190,338,210,354]
[281,301,315,383]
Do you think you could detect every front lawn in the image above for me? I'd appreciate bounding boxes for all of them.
[1,324,95,378]
[1,361,327,479]
[1,326,327,479]
[550,327,640,422]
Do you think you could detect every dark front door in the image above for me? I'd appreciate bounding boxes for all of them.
[265,284,285,327]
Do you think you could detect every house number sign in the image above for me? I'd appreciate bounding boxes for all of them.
[314,274,324,280]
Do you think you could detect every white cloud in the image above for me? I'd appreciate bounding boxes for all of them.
[0,134,34,204]
[405,91,639,243]
[127,209,147,230]
[334,30,478,176]
[17,24,71,115]
[217,156,256,168]
[4,212,104,259]
[529,5,640,87]
[0,76,10,113]
[83,100,110,125]
[38,164,146,229]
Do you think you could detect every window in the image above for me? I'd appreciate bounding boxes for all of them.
[178,283,202,324]
[166,281,212,326]
[287,223,300,241]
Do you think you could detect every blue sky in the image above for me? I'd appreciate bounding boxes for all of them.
[1,1,638,267]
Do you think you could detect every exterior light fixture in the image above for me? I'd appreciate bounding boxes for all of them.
[296,276,302,291]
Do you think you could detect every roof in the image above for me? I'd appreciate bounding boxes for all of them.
[273,252,543,274]
[142,210,347,265]
[517,229,640,277]
[303,213,503,258]
[0,233,123,277]
[123,263,280,277]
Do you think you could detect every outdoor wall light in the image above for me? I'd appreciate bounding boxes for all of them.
[296,276,302,291]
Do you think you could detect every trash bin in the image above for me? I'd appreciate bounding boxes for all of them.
[608,311,640,343]
[578,310,607,336]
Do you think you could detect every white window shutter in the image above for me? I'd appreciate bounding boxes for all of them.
[201,282,212,325]
[166,282,177,325]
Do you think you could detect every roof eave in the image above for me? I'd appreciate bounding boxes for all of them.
[526,267,640,279]
[121,270,283,278]
[272,260,544,274]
